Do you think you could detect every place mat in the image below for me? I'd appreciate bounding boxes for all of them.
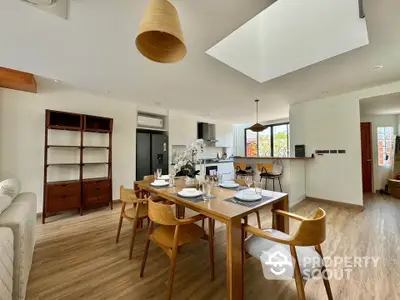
[173,193,216,203]
[224,195,273,208]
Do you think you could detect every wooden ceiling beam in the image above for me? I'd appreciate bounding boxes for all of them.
[0,67,37,93]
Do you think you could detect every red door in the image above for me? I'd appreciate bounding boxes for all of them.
[360,123,373,193]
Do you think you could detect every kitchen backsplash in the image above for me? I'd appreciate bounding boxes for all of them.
[171,145,229,163]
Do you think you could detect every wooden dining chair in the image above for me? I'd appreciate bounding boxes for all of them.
[243,208,333,300]
[234,179,262,229]
[140,197,215,300]
[116,185,149,260]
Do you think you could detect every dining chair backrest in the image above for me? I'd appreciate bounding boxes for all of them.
[271,159,283,175]
[120,185,145,204]
[148,198,180,226]
[234,162,247,172]
[143,175,154,182]
[291,208,326,246]
[256,163,273,173]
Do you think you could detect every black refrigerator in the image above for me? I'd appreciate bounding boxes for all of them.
[136,131,168,181]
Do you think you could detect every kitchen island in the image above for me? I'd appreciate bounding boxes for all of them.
[233,156,314,207]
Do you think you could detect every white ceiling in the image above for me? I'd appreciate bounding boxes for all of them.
[206,0,369,83]
[1,0,400,123]
[360,92,400,115]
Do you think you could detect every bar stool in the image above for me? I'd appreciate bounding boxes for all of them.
[234,162,253,180]
[258,160,283,192]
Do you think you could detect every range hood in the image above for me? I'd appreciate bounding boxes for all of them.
[197,122,218,143]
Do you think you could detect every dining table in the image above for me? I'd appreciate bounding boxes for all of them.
[135,180,289,300]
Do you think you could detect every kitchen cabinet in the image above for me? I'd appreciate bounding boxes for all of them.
[168,113,197,146]
[218,162,234,181]
[216,122,234,148]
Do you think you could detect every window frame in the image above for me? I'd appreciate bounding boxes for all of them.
[244,122,290,157]
[377,126,395,168]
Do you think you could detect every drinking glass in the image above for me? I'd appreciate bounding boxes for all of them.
[157,168,162,179]
[253,181,263,196]
[245,176,253,188]
[202,182,212,200]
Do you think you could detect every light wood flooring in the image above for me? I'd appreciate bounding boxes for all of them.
[27,195,400,300]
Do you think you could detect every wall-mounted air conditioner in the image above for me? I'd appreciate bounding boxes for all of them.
[137,114,164,129]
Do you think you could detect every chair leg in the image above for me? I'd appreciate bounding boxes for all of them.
[202,219,205,229]
[315,245,333,300]
[129,216,139,260]
[278,177,283,192]
[255,211,262,229]
[208,218,215,281]
[273,178,275,191]
[168,231,180,300]
[290,245,306,300]
[116,203,126,244]
[140,221,153,277]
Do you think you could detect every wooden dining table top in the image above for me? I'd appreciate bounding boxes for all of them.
[135,180,288,223]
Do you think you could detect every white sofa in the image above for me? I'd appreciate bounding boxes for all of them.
[0,193,36,300]
[0,228,13,300]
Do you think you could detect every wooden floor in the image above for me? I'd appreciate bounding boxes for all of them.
[27,195,400,300]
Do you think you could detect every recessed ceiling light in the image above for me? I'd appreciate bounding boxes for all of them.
[53,79,61,83]
[105,90,111,94]
[154,101,161,106]
[370,65,383,71]
[204,113,213,116]
[322,91,329,96]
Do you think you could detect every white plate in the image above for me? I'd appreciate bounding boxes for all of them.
[158,175,170,180]
[150,180,169,187]
[178,189,203,198]
[234,189,262,202]
[220,182,240,188]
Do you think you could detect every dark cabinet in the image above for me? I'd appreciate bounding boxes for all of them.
[43,110,113,223]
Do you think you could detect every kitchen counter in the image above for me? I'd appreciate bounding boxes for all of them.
[234,156,308,207]
[170,159,234,166]
[233,156,314,160]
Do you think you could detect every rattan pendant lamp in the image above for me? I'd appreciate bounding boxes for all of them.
[136,0,187,63]
[249,100,266,132]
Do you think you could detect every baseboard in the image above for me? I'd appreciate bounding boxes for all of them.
[305,197,364,211]
[36,199,121,219]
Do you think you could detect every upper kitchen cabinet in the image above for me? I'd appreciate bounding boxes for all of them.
[216,122,233,147]
[168,112,197,146]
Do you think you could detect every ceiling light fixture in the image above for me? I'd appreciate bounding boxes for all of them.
[136,0,186,63]
[53,79,61,83]
[249,100,266,132]
[370,65,383,71]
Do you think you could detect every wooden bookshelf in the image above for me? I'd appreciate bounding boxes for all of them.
[43,110,113,224]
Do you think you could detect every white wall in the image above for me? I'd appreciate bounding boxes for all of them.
[360,114,398,191]
[0,86,137,212]
[290,80,400,206]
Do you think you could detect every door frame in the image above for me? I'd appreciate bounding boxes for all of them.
[360,122,374,195]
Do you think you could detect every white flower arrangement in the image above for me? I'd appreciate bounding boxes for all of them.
[174,139,205,177]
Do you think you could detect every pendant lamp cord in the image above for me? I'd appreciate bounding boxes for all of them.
[255,100,259,123]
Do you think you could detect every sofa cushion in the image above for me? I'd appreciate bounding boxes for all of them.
[0,192,36,300]
[0,227,14,300]
[0,195,12,214]
[0,179,21,201]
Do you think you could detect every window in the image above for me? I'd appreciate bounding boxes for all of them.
[377,127,395,167]
[245,129,258,157]
[245,123,290,157]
